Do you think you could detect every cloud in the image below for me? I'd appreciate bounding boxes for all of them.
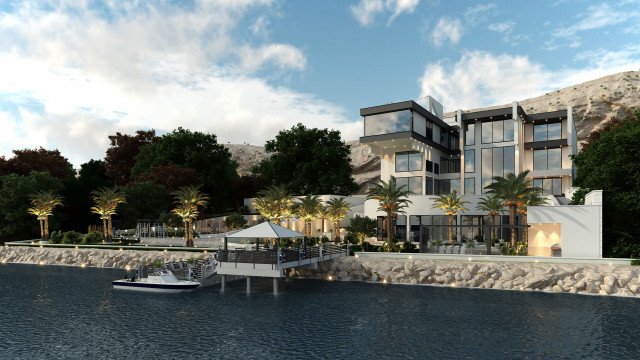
[0,1,360,167]
[551,3,640,48]
[350,0,420,27]
[249,16,271,38]
[431,17,463,46]
[418,48,640,111]
[488,21,514,33]
[463,3,496,22]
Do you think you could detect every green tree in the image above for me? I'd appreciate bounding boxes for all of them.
[254,123,358,195]
[476,195,505,254]
[131,128,238,213]
[571,108,640,257]
[326,197,351,243]
[0,148,75,180]
[0,172,64,243]
[431,190,469,243]
[27,190,63,241]
[91,187,126,242]
[346,215,377,244]
[171,185,208,247]
[224,213,247,230]
[105,130,157,185]
[253,185,294,226]
[119,182,170,229]
[293,195,322,237]
[366,177,412,244]
[485,170,537,247]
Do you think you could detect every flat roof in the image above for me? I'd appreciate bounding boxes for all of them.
[360,100,454,131]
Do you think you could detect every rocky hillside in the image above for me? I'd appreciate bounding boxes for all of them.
[226,71,640,194]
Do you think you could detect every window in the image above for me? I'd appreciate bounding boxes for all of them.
[450,179,460,194]
[397,176,422,194]
[426,160,433,173]
[450,134,459,151]
[533,122,563,142]
[464,177,475,195]
[533,178,562,196]
[395,152,423,172]
[426,176,434,195]
[465,123,475,146]
[481,145,516,193]
[434,163,440,175]
[533,148,562,170]
[412,112,427,137]
[434,179,450,195]
[482,119,514,144]
[426,122,433,140]
[440,131,449,148]
[464,149,475,173]
[364,110,411,136]
[440,157,460,174]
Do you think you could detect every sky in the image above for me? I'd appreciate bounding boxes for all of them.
[1,0,639,167]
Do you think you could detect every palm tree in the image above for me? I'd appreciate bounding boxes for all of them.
[91,187,126,242]
[484,170,538,247]
[253,185,294,226]
[316,204,329,237]
[431,190,469,243]
[476,195,505,255]
[366,177,412,244]
[326,197,351,243]
[171,185,208,247]
[27,190,63,241]
[517,190,547,244]
[293,195,321,237]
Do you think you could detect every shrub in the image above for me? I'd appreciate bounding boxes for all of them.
[81,231,104,245]
[348,245,362,256]
[61,231,83,244]
[499,242,528,255]
[381,241,400,252]
[49,230,63,244]
[400,241,418,253]
[224,213,247,230]
[343,233,358,245]
[361,241,376,252]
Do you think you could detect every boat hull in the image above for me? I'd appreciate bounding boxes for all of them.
[112,280,201,293]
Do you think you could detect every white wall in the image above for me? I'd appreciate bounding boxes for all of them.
[527,205,602,258]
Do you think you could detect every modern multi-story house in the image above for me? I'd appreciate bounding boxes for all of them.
[360,96,602,257]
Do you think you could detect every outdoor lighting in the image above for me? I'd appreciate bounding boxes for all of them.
[164,249,168,252]
[1,260,6,264]
[204,251,208,254]
[125,265,130,271]
[328,275,333,281]
[451,283,456,287]
[81,264,86,268]
[535,260,539,263]
[520,286,524,291]
[609,262,612,266]
[408,256,413,259]
[382,279,387,284]
[467,257,472,261]
[75,246,78,249]
[39,261,44,265]
[354,254,359,258]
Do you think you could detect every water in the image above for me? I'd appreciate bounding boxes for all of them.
[1,264,639,360]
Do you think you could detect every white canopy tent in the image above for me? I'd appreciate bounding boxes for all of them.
[222,222,304,250]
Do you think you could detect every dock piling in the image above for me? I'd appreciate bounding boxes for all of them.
[221,274,226,293]
[273,277,278,295]
[246,276,251,294]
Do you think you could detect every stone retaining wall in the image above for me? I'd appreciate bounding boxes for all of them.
[0,246,210,269]
[291,256,640,297]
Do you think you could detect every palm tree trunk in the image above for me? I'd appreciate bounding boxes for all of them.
[184,221,190,247]
[102,218,108,242]
[487,215,493,255]
[522,212,528,244]
[386,211,393,243]
[44,217,49,241]
[448,215,454,243]
[108,216,113,242]
[39,219,44,240]
[509,205,516,247]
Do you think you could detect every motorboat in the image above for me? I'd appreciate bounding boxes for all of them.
[112,269,201,293]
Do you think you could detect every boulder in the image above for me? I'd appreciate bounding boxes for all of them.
[585,283,599,294]
[461,270,472,280]
[513,268,526,277]
[370,274,378,282]
[419,269,432,278]
[603,275,617,287]
[599,284,613,295]
[586,271,603,283]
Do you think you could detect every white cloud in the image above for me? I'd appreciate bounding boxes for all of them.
[488,21,514,33]
[0,1,360,167]
[350,0,420,27]
[249,16,271,37]
[464,3,496,22]
[431,17,463,46]
[418,48,640,111]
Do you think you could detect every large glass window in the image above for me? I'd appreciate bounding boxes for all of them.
[533,148,562,170]
[533,178,562,196]
[426,160,433,173]
[440,157,460,174]
[464,177,475,195]
[450,179,461,194]
[450,134,459,151]
[395,152,422,172]
[364,110,411,136]
[533,122,563,142]
[426,176,434,195]
[426,122,433,140]
[464,149,475,173]
[482,119,514,144]
[412,112,427,137]
[465,123,475,145]
[397,176,422,194]
[481,145,515,193]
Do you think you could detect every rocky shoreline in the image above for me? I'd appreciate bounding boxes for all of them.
[292,256,640,297]
[0,246,210,269]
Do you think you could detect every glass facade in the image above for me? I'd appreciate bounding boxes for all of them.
[412,112,427,137]
[533,148,562,170]
[364,110,411,136]
[396,176,422,194]
[481,145,515,193]
[481,119,515,144]
[464,150,475,173]
[465,123,475,145]
[464,177,475,195]
[533,178,562,196]
[440,157,460,174]
[533,122,562,142]
[395,152,422,172]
